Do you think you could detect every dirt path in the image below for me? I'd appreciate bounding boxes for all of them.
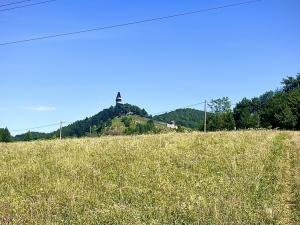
[293,132,300,150]
[291,132,300,223]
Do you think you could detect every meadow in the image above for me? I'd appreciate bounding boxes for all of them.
[0,131,299,224]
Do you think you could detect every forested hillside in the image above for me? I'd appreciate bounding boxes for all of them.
[14,104,148,141]
[55,104,148,138]
[153,108,205,130]
[57,104,149,138]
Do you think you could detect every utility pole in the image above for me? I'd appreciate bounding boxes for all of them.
[59,121,62,140]
[90,126,92,137]
[204,100,207,133]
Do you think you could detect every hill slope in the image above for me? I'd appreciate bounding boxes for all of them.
[57,104,149,138]
[15,104,167,140]
[1,131,298,224]
[153,108,205,130]
[102,115,171,135]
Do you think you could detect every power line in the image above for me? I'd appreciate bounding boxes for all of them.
[12,122,60,132]
[0,0,261,46]
[0,0,31,8]
[12,121,69,132]
[0,0,57,12]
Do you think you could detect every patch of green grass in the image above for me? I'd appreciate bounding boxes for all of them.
[0,131,297,224]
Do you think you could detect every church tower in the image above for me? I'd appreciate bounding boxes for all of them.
[116,92,122,105]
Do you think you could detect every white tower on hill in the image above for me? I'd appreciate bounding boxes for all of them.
[116,92,122,105]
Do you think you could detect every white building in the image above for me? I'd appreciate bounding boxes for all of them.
[167,121,178,129]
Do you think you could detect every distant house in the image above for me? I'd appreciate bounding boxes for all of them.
[167,121,178,129]
[126,112,134,116]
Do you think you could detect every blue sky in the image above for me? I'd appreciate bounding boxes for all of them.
[0,0,299,135]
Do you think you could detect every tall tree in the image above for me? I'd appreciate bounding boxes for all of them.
[209,97,231,113]
[281,73,300,92]
[287,88,300,129]
[234,98,260,129]
[23,131,33,142]
[260,92,297,129]
[258,91,274,108]
[207,97,235,131]
[0,128,12,143]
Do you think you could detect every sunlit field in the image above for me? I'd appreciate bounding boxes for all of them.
[0,131,299,224]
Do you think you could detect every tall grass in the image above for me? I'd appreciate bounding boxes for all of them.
[0,131,297,224]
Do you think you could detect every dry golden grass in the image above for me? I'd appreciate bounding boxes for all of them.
[0,131,298,224]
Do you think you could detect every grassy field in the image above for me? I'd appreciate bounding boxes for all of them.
[0,131,299,224]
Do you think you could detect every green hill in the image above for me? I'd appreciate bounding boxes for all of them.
[14,104,173,141]
[153,108,206,130]
[103,115,171,136]
[56,104,149,138]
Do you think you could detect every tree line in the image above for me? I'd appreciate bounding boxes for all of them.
[206,73,300,131]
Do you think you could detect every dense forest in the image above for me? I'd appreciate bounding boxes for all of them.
[233,73,300,130]
[1,73,300,142]
[204,73,300,131]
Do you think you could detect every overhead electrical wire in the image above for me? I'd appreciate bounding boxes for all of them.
[12,121,69,132]
[0,0,32,8]
[0,0,57,12]
[0,0,261,46]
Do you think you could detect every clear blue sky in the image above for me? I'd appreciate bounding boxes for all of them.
[0,0,299,135]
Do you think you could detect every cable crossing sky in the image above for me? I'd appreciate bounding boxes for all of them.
[0,0,57,13]
[0,0,261,46]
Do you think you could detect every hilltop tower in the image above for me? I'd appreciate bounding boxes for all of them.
[116,92,122,105]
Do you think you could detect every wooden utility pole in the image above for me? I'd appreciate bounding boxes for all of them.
[59,121,62,140]
[204,100,207,132]
[90,126,92,137]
